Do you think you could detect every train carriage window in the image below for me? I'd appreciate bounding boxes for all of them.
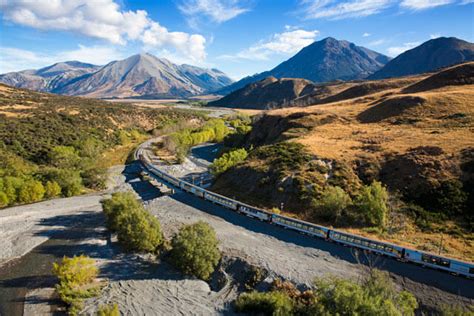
[470,268,474,275]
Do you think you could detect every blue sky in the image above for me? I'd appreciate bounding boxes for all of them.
[0,0,473,79]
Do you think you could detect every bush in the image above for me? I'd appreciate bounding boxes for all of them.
[355,181,389,228]
[101,192,163,253]
[312,270,417,316]
[44,180,62,198]
[18,179,45,203]
[234,291,294,316]
[52,255,100,315]
[0,191,8,207]
[169,221,221,280]
[44,168,83,197]
[313,186,352,222]
[210,148,248,176]
[116,208,163,253]
[96,303,120,316]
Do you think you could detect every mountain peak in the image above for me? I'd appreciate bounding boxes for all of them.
[369,37,474,79]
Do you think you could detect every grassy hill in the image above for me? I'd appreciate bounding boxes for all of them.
[213,63,474,260]
[0,84,204,207]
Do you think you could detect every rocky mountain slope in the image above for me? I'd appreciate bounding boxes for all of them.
[217,37,390,95]
[369,37,474,79]
[0,61,100,92]
[212,62,474,260]
[0,54,233,99]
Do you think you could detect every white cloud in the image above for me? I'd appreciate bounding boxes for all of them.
[430,33,442,39]
[368,39,387,46]
[387,41,420,57]
[400,0,453,9]
[178,0,249,23]
[0,45,125,73]
[363,32,371,37]
[299,0,392,20]
[0,0,207,63]
[220,29,319,61]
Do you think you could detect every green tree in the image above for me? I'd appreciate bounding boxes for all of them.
[44,180,62,198]
[3,176,24,204]
[49,146,81,169]
[96,303,119,316]
[52,255,100,316]
[46,169,83,197]
[116,207,163,253]
[18,179,45,203]
[314,186,352,222]
[169,221,221,280]
[101,192,142,231]
[355,181,389,228]
[210,148,248,176]
[234,291,294,316]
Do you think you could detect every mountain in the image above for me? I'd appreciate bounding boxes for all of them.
[216,37,390,95]
[369,37,474,80]
[0,61,100,92]
[0,53,233,98]
[209,77,321,109]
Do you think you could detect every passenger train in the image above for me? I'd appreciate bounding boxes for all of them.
[136,149,474,278]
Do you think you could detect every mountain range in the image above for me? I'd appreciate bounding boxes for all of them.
[216,37,391,95]
[0,53,233,98]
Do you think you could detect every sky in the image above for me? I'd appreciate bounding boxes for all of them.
[0,0,473,80]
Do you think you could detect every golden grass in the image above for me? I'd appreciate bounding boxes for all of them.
[97,136,149,169]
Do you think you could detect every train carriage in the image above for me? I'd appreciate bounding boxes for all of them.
[180,181,205,198]
[272,214,328,239]
[204,191,238,210]
[404,249,473,277]
[329,230,404,259]
[238,204,271,221]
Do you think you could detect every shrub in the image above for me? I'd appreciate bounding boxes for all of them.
[45,168,83,197]
[96,303,120,316]
[0,191,8,207]
[49,146,81,169]
[433,180,468,216]
[355,181,389,228]
[313,186,352,222]
[116,207,163,253]
[234,291,294,316]
[18,179,45,203]
[44,180,62,198]
[210,148,248,176]
[101,192,163,253]
[52,255,100,315]
[169,221,221,280]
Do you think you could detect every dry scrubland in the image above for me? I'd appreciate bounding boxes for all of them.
[214,63,474,261]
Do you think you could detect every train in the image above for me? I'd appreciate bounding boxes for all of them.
[136,149,474,279]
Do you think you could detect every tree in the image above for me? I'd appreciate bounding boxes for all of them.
[46,169,83,197]
[97,303,119,316]
[355,181,389,228]
[314,186,352,222]
[101,192,142,232]
[116,208,163,253]
[18,179,45,203]
[210,148,248,176]
[3,176,24,204]
[44,180,62,198]
[49,146,81,169]
[169,221,221,280]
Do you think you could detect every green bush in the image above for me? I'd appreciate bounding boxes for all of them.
[52,255,100,316]
[313,186,352,222]
[45,168,83,197]
[0,191,8,207]
[96,303,120,316]
[101,192,163,253]
[49,146,81,169]
[169,221,221,280]
[116,207,163,253]
[18,179,45,203]
[44,180,62,198]
[210,148,248,176]
[234,291,294,316]
[355,181,389,228]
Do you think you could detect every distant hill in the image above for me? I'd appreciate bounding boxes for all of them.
[210,62,474,110]
[209,77,321,109]
[369,37,474,80]
[216,37,390,95]
[0,53,233,99]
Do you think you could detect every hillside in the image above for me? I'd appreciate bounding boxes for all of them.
[0,83,204,207]
[370,37,474,79]
[0,54,233,99]
[212,63,474,260]
[217,37,390,95]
